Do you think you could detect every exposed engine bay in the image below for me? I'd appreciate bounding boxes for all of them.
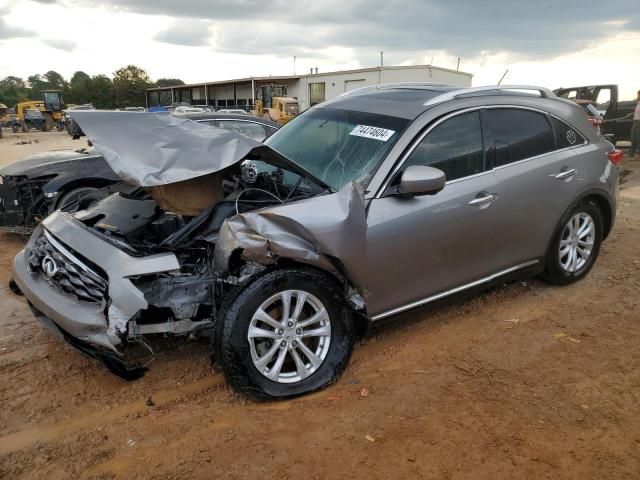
[41,158,328,377]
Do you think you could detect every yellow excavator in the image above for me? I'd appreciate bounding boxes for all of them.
[252,85,299,124]
[13,90,66,132]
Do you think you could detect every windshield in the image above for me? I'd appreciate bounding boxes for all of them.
[265,107,409,190]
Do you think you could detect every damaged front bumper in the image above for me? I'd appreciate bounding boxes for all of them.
[12,211,180,362]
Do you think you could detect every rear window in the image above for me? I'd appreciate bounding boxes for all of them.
[551,117,586,149]
[485,109,556,166]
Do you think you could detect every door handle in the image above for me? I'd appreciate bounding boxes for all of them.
[552,168,578,180]
[468,192,498,207]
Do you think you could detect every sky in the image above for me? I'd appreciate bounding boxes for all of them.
[1,0,639,99]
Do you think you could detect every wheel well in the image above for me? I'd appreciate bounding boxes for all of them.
[249,257,370,340]
[581,193,613,239]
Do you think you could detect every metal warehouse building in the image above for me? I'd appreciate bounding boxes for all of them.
[146,64,473,111]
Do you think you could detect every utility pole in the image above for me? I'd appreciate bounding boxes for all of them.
[456,57,460,71]
[380,51,384,68]
[293,56,296,75]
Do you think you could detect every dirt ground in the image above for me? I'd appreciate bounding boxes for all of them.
[1,131,640,479]
[0,129,84,162]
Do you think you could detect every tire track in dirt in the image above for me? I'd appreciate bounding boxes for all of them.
[0,373,226,455]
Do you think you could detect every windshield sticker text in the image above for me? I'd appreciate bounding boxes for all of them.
[349,125,395,142]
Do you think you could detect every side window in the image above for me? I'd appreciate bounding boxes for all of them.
[485,109,555,167]
[216,120,268,142]
[551,117,585,149]
[404,111,485,181]
[593,87,612,116]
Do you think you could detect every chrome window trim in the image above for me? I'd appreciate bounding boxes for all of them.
[374,104,589,199]
[194,118,271,128]
[371,259,539,321]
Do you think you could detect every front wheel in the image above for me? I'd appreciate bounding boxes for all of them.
[217,268,354,400]
[543,201,603,285]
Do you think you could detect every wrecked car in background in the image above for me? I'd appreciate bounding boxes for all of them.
[0,113,279,234]
[12,85,620,400]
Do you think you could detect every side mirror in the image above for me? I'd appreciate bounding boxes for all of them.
[399,165,446,196]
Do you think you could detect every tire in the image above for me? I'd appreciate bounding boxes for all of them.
[55,186,98,210]
[543,201,603,285]
[217,268,354,400]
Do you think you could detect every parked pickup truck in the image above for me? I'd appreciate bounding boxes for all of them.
[554,84,635,145]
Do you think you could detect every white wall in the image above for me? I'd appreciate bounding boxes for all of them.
[292,66,472,111]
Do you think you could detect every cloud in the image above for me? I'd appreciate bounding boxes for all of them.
[0,17,37,39]
[80,0,639,61]
[45,37,77,50]
[154,21,211,46]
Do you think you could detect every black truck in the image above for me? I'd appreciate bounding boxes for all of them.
[554,84,636,145]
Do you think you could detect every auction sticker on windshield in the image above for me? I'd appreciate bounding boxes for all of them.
[349,125,395,141]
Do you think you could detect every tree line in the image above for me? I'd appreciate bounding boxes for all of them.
[0,65,184,110]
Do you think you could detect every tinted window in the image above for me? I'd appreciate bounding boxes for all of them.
[551,117,586,149]
[485,109,555,166]
[404,111,485,181]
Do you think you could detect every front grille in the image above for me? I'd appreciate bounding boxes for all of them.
[28,232,108,304]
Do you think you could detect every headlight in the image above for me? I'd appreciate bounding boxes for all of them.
[44,191,59,199]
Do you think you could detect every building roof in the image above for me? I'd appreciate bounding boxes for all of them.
[147,64,473,91]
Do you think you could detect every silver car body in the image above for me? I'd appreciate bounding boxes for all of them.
[12,84,619,364]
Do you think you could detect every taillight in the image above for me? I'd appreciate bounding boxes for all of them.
[587,117,603,129]
[608,149,624,165]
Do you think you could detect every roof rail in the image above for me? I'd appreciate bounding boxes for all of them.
[340,82,453,97]
[423,85,556,106]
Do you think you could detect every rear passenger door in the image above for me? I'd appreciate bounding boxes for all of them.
[485,108,585,268]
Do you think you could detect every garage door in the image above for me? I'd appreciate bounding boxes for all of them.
[344,79,366,92]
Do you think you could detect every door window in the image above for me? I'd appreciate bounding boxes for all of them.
[403,111,485,181]
[485,109,555,167]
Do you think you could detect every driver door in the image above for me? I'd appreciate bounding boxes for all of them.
[363,110,502,318]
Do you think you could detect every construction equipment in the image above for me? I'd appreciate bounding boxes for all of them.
[251,85,299,124]
[0,103,7,138]
[14,90,66,131]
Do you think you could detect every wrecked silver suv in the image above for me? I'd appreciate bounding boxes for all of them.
[12,85,620,399]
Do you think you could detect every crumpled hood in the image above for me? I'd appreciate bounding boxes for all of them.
[69,111,327,188]
[0,150,102,178]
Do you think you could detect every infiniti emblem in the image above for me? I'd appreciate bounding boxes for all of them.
[41,255,59,278]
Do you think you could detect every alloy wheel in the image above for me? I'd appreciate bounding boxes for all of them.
[248,289,332,384]
[559,212,595,273]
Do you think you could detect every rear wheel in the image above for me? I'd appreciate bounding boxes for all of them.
[217,268,354,400]
[544,201,603,285]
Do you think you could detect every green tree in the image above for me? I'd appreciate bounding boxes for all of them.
[0,76,31,107]
[112,65,152,108]
[43,70,67,90]
[67,71,93,105]
[155,78,185,88]
[90,75,115,109]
